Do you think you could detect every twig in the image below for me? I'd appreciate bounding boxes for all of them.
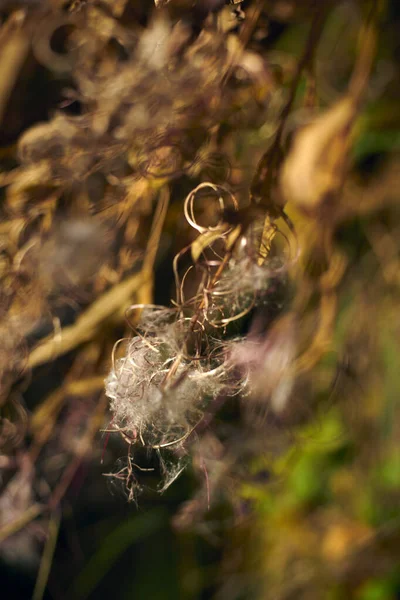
[28,187,170,370]
[32,510,61,600]
[0,503,43,544]
[250,3,331,205]
[30,376,105,448]
[48,392,109,510]
[142,186,170,274]
[0,11,30,124]
[222,0,264,86]
[137,186,171,306]
[28,271,146,369]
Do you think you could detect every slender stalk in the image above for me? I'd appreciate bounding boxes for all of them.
[32,511,61,600]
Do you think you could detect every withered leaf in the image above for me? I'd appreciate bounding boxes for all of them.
[191,228,228,263]
[280,96,357,215]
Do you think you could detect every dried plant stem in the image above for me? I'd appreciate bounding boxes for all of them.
[27,271,146,369]
[137,186,170,306]
[249,5,330,265]
[28,188,170,369]
[0,11,30,124]
[222,0,264,86]
[292,6,379,374]
[0,503,43,544]
[32,510,61,600]
[349,0,381,104]
[250,3,330,206]
[48,392,109,510]
[1,391,108,544]
[31,376,105,448]
[143,187,170,274]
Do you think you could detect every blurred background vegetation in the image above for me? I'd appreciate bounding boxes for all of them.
[0,1,399,599]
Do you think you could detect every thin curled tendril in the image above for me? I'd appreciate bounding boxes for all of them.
[183,182,239,234]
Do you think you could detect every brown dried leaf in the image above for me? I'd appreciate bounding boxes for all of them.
[280,96,357,215]
[191,228,227,263]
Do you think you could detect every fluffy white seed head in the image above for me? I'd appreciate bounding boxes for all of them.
[105,330,228,447]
